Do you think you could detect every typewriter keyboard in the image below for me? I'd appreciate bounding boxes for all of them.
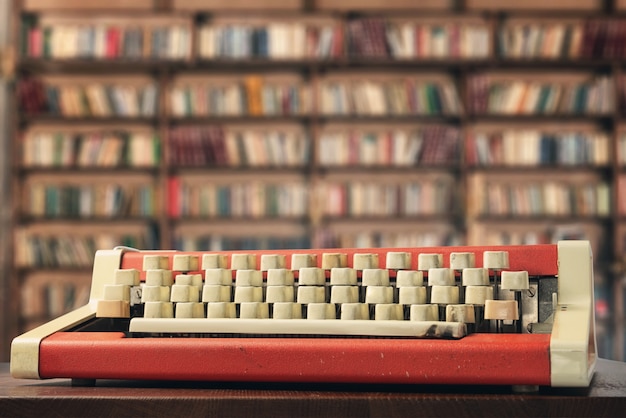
[95,249,547,340]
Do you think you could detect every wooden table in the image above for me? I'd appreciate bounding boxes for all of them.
[1,359,625,417]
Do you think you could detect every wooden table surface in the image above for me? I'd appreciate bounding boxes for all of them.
[1,359,625,417]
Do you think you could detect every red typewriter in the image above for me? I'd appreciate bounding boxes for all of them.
[11,241,596,387]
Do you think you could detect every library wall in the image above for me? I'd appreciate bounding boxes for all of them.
[4,0,626,361]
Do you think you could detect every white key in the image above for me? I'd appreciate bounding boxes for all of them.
[170,284,200,303]
[267,269,294,286]
[353,253,379,270]
[175,302,204,318]
[297,286,326,303]
[172,255,199,272]
[291,253,317,269]
[362,269,389,287]
[103,284,130,301]
[202,254,228,269]
[385,252,411,270]
[306,303,336,319]
[143,255,169,270]
[143,301,173,318]
[176,273,203,288]
[206,302,236,318]
[450,252,475,270]
[484,300,518,320]
[464,286,494,305]
[298,267,325,286]
[114,269,140,286]
[462,268,489,286]
[204,268,233,286]
[427,268,455,286]
[202,285,232,303]
[340,303,369,320]
[145,269,173,286]
[234,286,263,303]
[375,304,403,320]
[240,302,269,319]
[446,305,476,323]
[235,269,263,287]
[501,271,529,291]
[231,253,257,270]
[330,286,359,304]
[410,304,439,321]
[418,253,443,270]
[266,286,295,303]
[321,253,347,269]
[483,251,509,270]
[396,270,424,287]
[261,254,286,271]
[430,286,459,304]
[398,286,427,305]
[365,286,394,304]
[272,302,302,319]
[141,286,170,302]
[130,317,467,338]
[329,268,357,286]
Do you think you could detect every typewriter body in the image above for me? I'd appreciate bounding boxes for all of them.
[11,241,596,387]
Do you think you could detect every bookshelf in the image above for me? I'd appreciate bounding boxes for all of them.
[5,0,626,362]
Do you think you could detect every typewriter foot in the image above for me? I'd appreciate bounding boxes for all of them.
[512,385,539,393]
[71,378,96,387]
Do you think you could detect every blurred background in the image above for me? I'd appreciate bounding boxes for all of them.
[0,0,624,362]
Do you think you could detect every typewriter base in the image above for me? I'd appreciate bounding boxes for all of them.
[39,332,551,386]
[4,359,626,418]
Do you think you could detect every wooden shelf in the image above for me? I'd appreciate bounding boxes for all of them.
[465,0,602,11]
[21,0,154,12]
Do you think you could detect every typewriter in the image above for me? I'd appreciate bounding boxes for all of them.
[11,241,596,388]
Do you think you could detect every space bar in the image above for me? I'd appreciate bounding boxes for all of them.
[129,318,467,339]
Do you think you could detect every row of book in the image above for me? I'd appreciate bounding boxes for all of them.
[499,19,626,60]
[21,276,90,321]
[466,130,610,166]
[319,78,462,116]
[18,78,159,117]
[23,74,626,118]
[23,126,626,169]
[346,18,490,59]
[168,126,309,167]
[25,183,159,218]
[198,18,490,60]
[318,126,459,166]
[169,76,312,116]
[143,229,464,252]
[198,21,343,59]
[23,20,192,60]
[318,179,454,217]
[15,230,159,268]
[173,235,312,251]
[22,131,160,168]
[166,178,309,219]
[26,17,626,61]
[474,181,611,216]
[469,75,615,115]
[314,229,463,249]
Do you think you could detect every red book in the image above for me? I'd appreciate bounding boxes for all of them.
[106,27,121,59]
[167,176,181,218]
[29,27,42,58]
[331,24,344,58]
